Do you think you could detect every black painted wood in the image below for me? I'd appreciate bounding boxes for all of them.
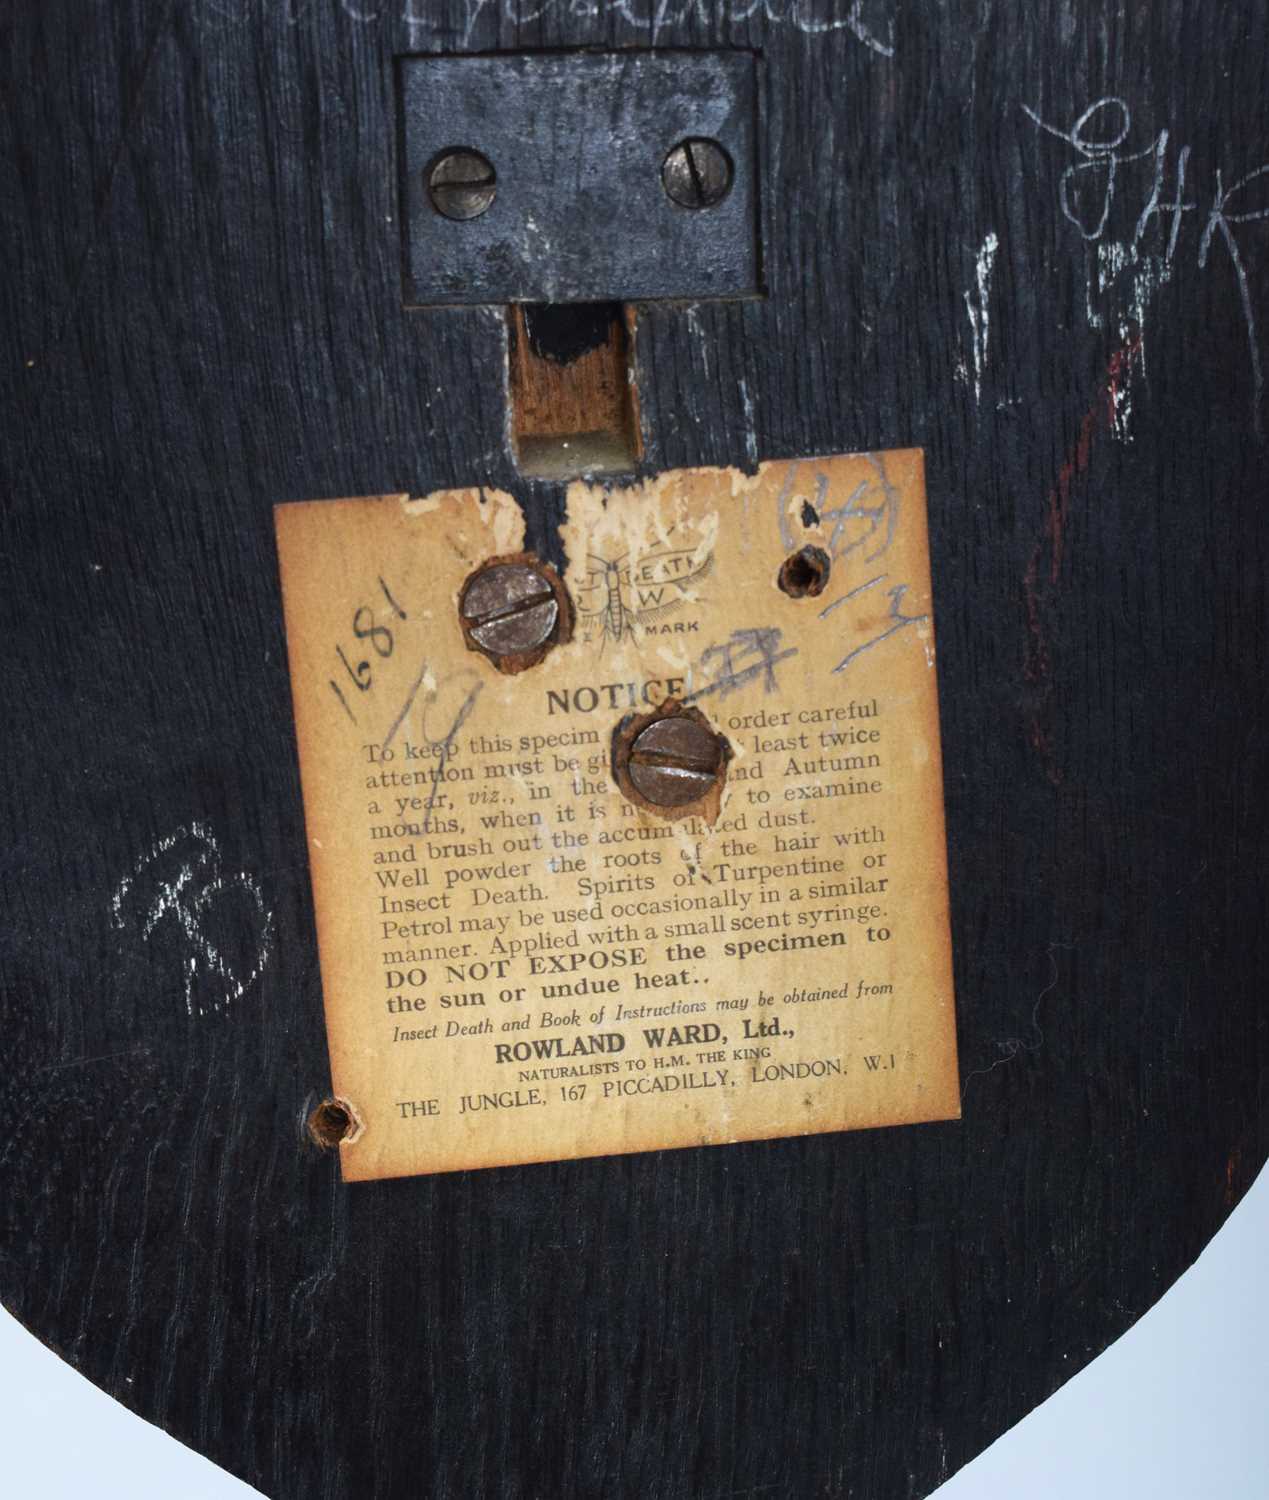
[1,3,1266,1497]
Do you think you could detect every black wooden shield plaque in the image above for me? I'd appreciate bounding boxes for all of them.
[0,2,1266,1497]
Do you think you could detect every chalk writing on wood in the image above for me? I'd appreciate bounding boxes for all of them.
[1024,95,1269,434]
[206,0,896,54]
[111,824,274,1018]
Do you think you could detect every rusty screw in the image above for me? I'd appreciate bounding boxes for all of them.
[427,147,497,221]
[628,714,726,807]
[661,138,733,210]
[460,561,561,668]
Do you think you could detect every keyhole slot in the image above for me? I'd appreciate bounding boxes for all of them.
[507,302,642,480]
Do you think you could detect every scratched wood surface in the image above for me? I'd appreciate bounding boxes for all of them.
[1,3,1266,1497]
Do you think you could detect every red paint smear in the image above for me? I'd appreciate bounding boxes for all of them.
[1022,333,1143,783]
[1047,335,1142,584]
[1226,1148,1242,1208]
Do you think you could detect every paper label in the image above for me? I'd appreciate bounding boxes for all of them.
[275,453,959,1181]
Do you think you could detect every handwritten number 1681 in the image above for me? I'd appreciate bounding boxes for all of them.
[329,578,408,725]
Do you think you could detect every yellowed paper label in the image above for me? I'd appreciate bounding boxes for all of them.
[276,453,959,1181]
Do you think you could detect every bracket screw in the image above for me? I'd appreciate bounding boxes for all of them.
[428,148,497,221]
[459,559,566,671]
[627,713,726,807]
[661,138,733,210]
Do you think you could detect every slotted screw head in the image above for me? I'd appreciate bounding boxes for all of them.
[628,714,725,807]
[428,148,497,221]
[661,138,733,210]
[460,562,560,663]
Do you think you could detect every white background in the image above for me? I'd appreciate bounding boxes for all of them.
[0,1163,1264,1497]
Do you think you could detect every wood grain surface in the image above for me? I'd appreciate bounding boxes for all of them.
[0,2,1266,1497]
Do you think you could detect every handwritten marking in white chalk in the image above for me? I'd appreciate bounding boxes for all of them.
[738,379,758,467]
[241,0,895,55]
[111,824,274,1018]
[467,0,894,51]
[962,231,999,404]
[1024,96,1269,436]
[685,306,710,381]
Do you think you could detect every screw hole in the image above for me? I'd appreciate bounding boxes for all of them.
[778,546,831,599]
[308,1098,356,1149]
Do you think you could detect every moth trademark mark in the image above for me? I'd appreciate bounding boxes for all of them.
[576,546,713,648]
